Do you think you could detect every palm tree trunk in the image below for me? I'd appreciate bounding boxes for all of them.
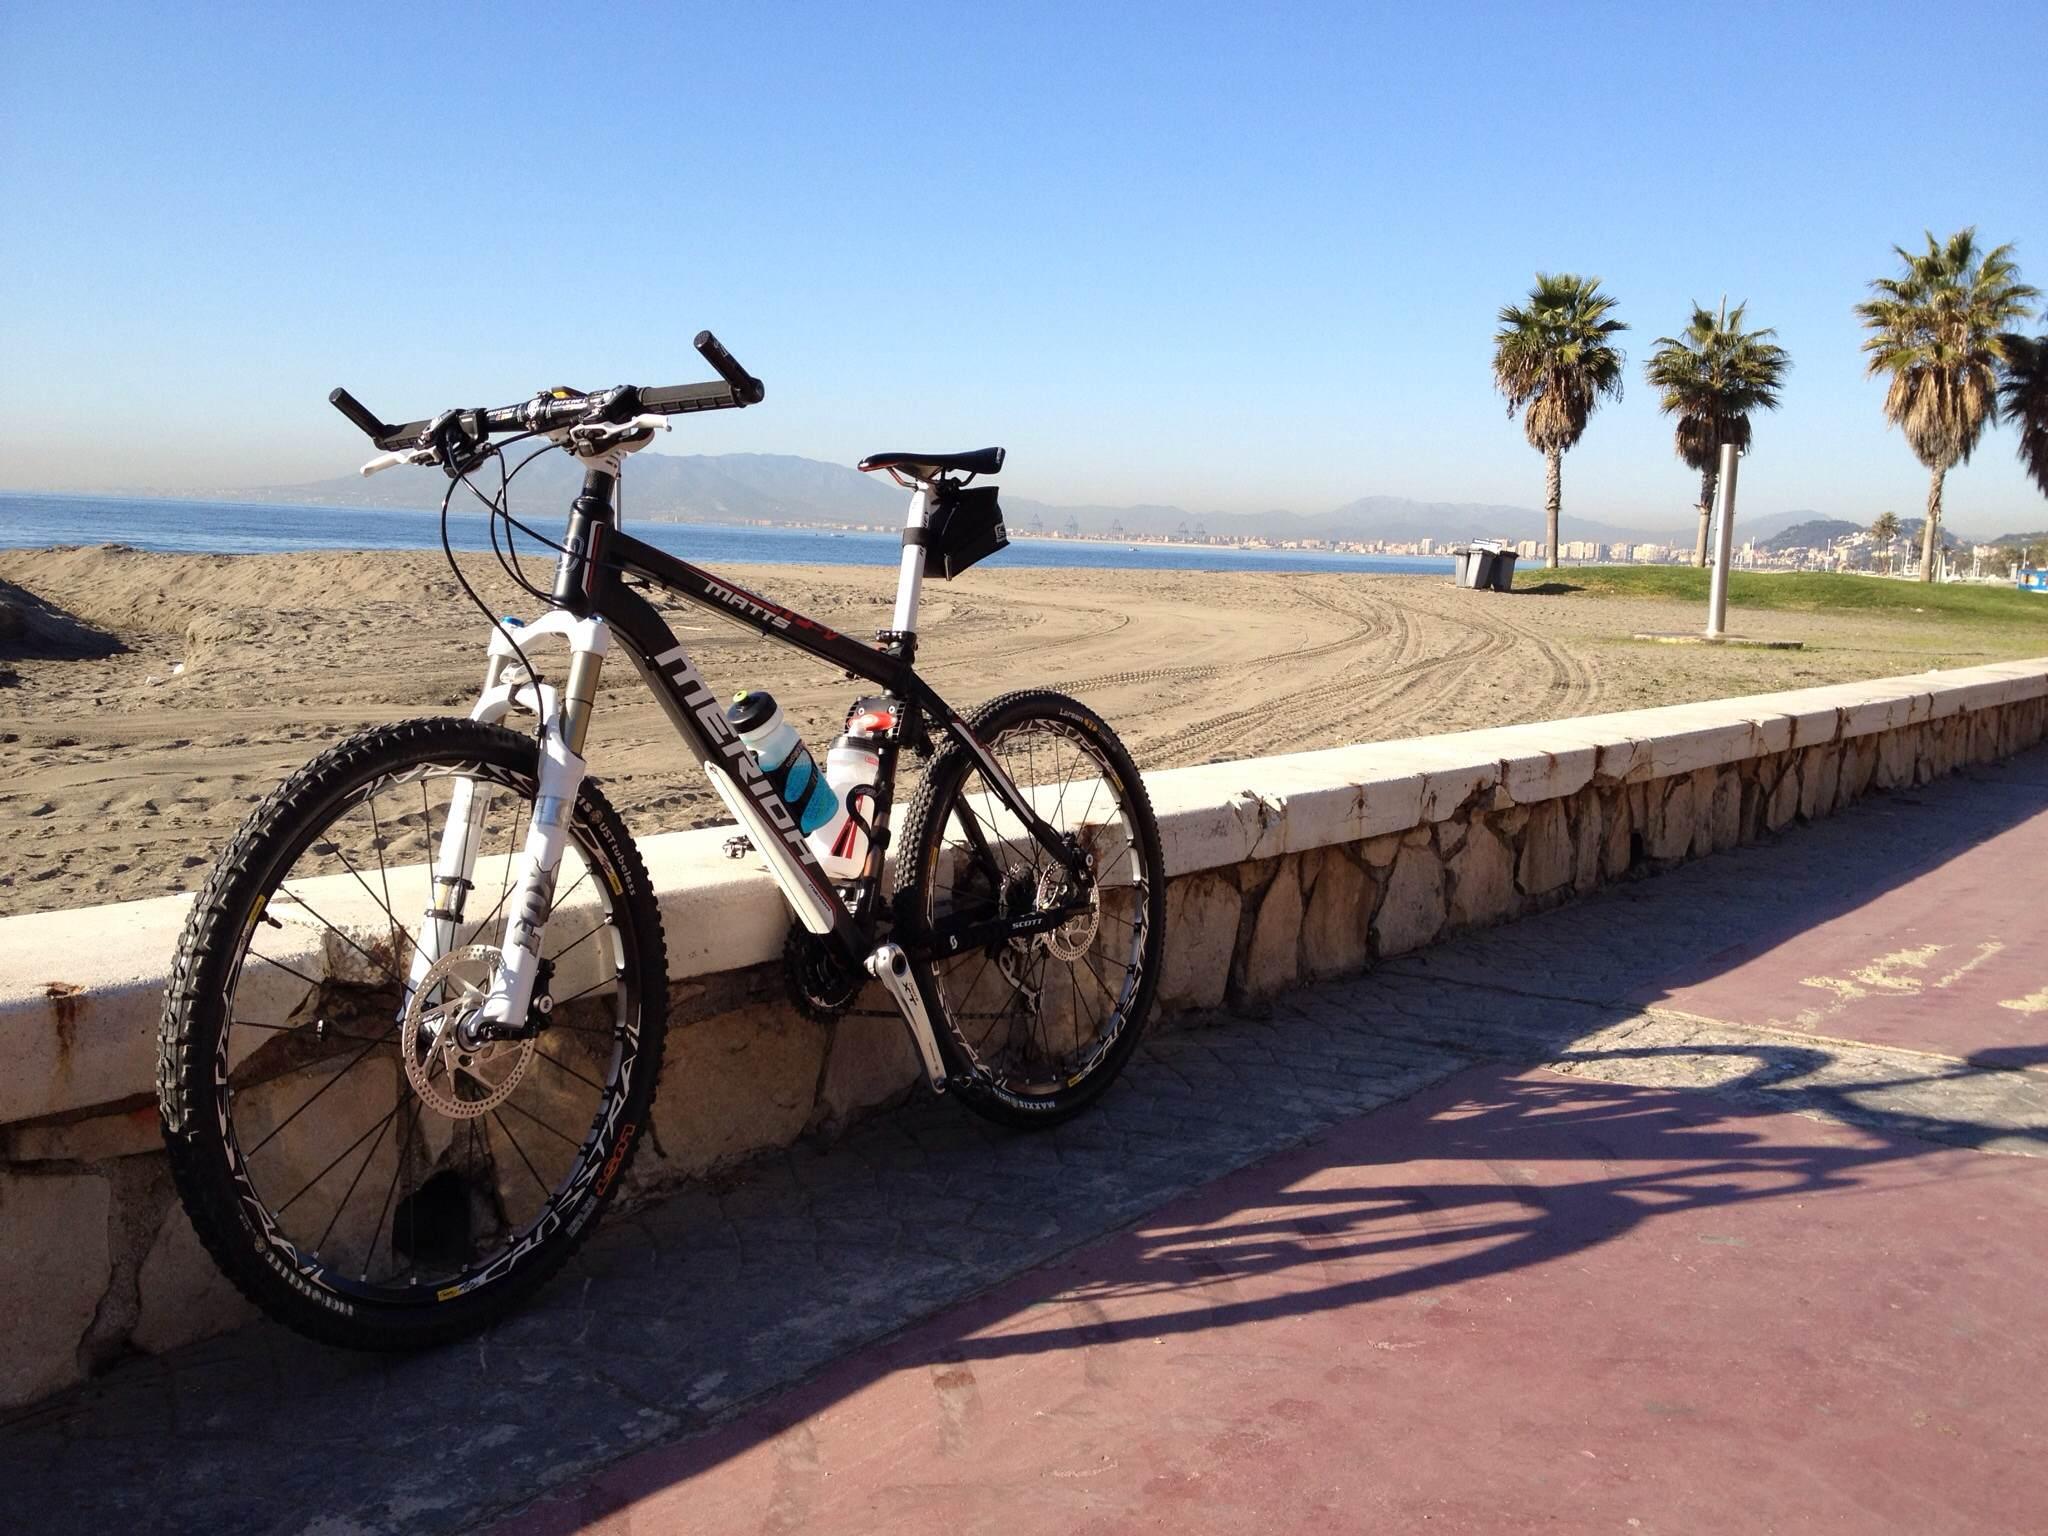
[1919,469,1944,583]
[1693,466,1717,567]
[1544,447,1562,569]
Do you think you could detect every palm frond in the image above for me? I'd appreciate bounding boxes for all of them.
[1999,332,2048,500]
[1643,297,1789,471]
[1491,273,1628,452]
[1857,226,2040,473]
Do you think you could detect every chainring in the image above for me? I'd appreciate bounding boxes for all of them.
[782,927,863,1023]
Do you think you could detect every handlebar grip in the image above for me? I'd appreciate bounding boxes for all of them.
[639,381,742,414]
[375,416,434,450]
[693,331,764,404]
[329,388,393,442]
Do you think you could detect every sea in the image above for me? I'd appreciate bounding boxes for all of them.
[0,492,1454,577]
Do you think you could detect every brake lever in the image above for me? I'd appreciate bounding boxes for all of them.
[562,414,669,457]
[426,408,494,480]
[360,447,439,477]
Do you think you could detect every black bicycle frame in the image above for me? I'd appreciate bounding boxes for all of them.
[545,470,1085,970]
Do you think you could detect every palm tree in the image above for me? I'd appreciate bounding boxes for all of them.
[1645,300,1790,566]
[1493,274,1627,569]
[1998,333,2048,500]
[1870,510,1902,574]
[1856,229,2037,581]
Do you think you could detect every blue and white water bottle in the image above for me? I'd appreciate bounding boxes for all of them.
[726,691,839,836]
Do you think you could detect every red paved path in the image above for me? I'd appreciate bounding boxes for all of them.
[1651,806,2048,1072]
[504,1065,2048,1535]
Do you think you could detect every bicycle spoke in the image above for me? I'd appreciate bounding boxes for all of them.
[542,1015,620,1039]
[232,1016,388,1046]
[545,916,609,968]
[490,1107,554,1196]
[278,883,407,990]
[245,949,326,994]
[534,1047,605,1094]
[274,1101,400,1223]
[366,797,405,964]
[361,1093,426,1282]
[493,793,528,943]
[305,1103,404,1254]
[498,1096,584,1150]
[548,969,623,1012]
[243,1023,398,1160]
[327,835,417,976]
[547,864,592,918]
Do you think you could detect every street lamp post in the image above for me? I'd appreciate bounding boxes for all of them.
[1705,441,1740,640]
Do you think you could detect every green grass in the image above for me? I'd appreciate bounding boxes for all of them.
[1542,565,2048,627]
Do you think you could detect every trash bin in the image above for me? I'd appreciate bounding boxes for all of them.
[1452,547,1495,589]
[1459,538,1512,592]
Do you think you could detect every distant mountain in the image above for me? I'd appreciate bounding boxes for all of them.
[1899,517,1964,550]
[1317,496,1686,546]
[238,451,905,524]
[231,450,1705,544]
[954,494,1689,546]
[1756,517,1862,553]
[1738,509,1827,543]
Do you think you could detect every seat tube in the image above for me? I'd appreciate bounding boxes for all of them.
[891,484,931,633]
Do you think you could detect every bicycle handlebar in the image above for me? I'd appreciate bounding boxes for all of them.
[329,331,764,454]
[692,329,764,404]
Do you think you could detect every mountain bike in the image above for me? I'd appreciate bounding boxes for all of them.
[156,333,1165,1348]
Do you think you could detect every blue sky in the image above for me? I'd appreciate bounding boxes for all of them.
[4,1,2047,533]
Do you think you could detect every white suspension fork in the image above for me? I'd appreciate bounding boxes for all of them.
[403,611,608,1028]
[479,719,586,1026]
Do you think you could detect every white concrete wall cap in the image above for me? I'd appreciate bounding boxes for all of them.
[3,655,2044,1131]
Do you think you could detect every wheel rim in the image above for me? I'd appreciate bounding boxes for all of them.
[920,717,1153,1099]
[212,755,642,1306]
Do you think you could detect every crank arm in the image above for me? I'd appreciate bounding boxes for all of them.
[866,942,947,1091]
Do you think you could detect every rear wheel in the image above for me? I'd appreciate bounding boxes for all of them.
[898,691,1165,1126]
[157,717,667,1349]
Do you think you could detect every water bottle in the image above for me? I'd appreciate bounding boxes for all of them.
[814,732,885,880]
[726,691,838,836]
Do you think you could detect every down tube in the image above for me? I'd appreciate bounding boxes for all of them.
[602,586,866,954]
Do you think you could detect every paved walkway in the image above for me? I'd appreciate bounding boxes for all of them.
[6,751,2047,1535]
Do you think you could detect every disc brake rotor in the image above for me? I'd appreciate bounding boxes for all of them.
[1035,864,1099,961]
[402,944,536,1120]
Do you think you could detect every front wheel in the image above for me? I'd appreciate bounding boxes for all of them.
[898,691,1166,1126]
[157,717,668,1349]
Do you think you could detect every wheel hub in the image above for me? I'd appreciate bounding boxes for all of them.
[1034,864,1099,961]
[402,945,537,1120]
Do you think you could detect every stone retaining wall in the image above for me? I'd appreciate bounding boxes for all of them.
[3,657,2045,1408]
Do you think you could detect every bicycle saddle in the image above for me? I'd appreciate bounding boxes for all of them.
[857,447,1006,478]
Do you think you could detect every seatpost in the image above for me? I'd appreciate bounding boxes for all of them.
[891,482,931,634]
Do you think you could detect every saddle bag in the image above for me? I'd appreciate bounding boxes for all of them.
[922,485,1007,578]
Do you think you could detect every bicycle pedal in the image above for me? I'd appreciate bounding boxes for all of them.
[722,834,756,860]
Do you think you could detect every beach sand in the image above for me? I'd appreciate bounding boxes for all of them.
[1,544,2032,916]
